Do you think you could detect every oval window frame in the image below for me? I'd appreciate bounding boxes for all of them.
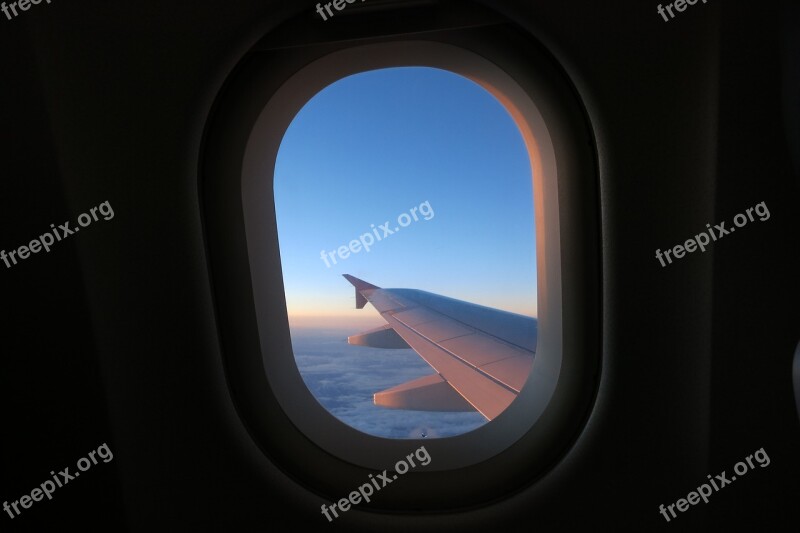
[202,25,600,511]
[245,40,565,470]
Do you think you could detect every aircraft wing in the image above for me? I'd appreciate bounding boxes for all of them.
[343,275,536,421]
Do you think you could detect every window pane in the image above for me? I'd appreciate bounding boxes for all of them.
[274,67,536,439]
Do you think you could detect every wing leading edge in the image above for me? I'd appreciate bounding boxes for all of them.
[343,274,537,421]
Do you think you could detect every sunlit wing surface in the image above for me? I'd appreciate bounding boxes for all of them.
[343,275,537,421]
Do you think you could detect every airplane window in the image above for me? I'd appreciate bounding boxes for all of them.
[274,67,537,439]
[218,35,599,477]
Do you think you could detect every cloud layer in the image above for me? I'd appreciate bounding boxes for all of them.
[293,328,486,438]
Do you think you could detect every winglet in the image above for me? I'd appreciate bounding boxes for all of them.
[343,274,380,310]
[342,274,380,291]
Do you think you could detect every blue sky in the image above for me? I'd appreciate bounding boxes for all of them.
[273,66,536,438]
[274,66,536,328]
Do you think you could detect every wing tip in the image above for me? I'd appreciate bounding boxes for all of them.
[343,274,379,309]
[342,274,380,290]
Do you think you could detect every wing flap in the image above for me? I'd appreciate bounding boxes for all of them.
[439,334,532,377]
[347,324,411,349]
[479,355,534,392]
[404,316,475,342]
[374,374,476,412]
